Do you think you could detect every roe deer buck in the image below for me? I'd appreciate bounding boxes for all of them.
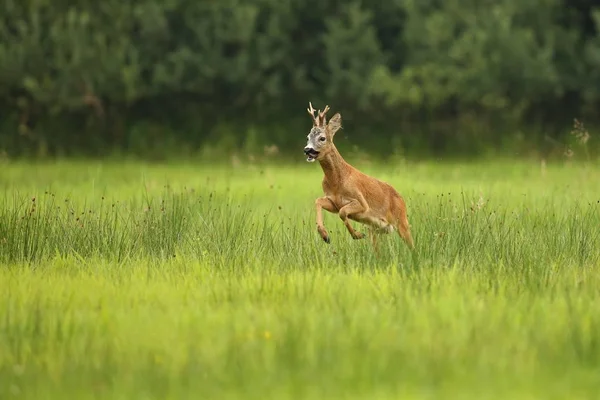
[303,102,414,251]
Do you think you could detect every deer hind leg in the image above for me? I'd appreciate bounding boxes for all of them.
[338,199,367,240]
[397,214,415,250]
[369,227,381,255]
[392,196,414,250]
[315,197,338,243]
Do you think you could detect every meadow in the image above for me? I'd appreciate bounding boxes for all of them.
[1,157,600,399]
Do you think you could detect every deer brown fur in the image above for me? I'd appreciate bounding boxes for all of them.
[303,102,414,251]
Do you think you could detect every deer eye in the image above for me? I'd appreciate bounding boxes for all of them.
[319,137,326,142]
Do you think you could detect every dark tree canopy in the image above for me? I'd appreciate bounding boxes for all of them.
[1,0,599,158]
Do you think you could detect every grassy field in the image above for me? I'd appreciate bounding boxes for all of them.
[1,158,600,399]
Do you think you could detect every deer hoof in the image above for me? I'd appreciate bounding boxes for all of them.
[318,227,330,243]
[352,232,366,240]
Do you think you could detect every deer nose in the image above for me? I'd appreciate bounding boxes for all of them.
[303,147,312,155]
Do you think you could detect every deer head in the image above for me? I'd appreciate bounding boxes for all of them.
[304,102,342,162]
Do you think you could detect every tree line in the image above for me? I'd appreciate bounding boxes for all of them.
[1,0,598,158]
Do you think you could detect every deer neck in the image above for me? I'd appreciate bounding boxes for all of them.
[318,145,347,181]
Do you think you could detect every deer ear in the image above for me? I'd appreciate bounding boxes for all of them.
[327,113,342,137]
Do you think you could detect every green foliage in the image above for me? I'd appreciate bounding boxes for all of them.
[0,0,599,157]
[372,0,563,110]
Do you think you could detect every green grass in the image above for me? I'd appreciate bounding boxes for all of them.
[1,158,600,399]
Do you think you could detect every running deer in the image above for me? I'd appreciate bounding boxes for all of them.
[303,102,414,250]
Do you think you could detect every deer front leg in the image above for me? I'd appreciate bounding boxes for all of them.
[315,197,338,243]
[338,199,368,240]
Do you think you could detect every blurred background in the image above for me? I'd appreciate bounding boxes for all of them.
[0,0,598,161]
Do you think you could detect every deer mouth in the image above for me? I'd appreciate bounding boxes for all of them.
[304,148,320,162]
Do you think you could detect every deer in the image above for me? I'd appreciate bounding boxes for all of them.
[303,102,415,251]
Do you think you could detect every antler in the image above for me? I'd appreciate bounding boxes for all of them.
[318,105,330,126]
[307,102,330,127]
[307,102,318,126]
